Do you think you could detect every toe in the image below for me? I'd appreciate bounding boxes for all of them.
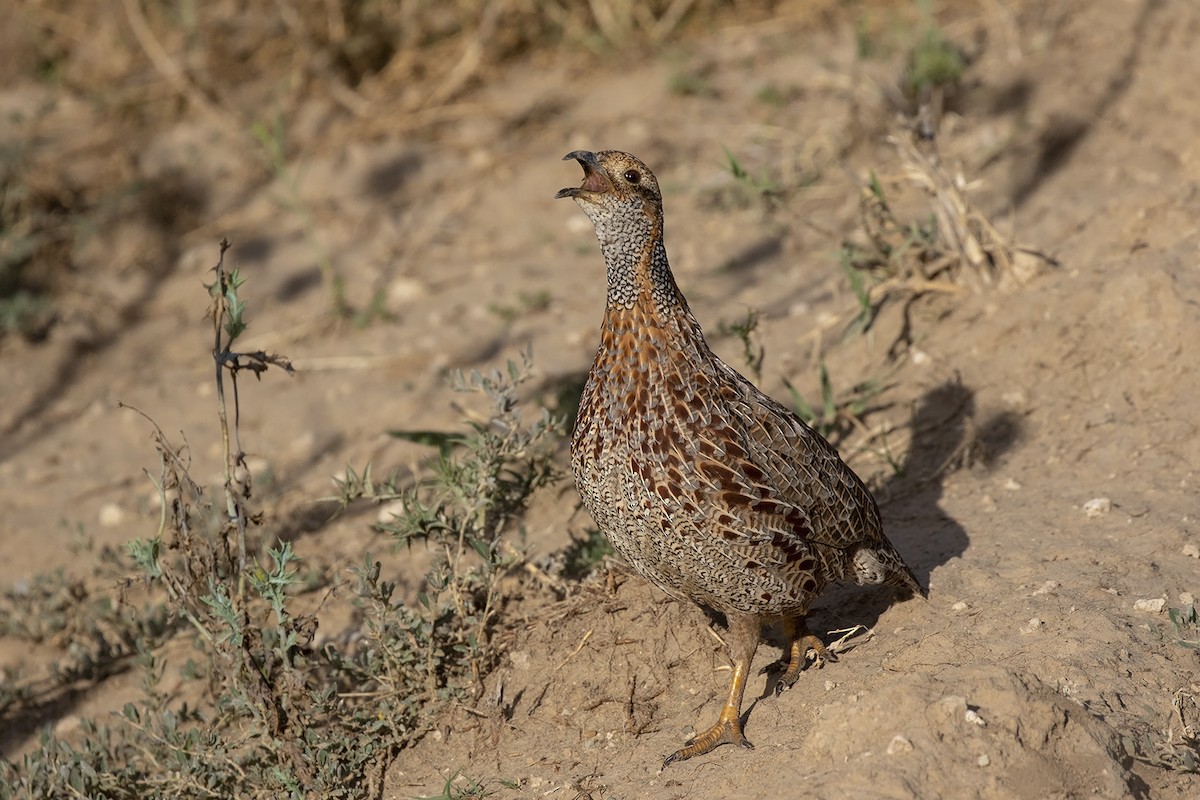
[662,719,752,766]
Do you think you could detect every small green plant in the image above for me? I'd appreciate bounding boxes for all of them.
[372,351,563,685]
[852,170,939,277]
[332,348,563,706]
[0,567,170,693]
[839,247,877,338]
[835,161,983,346]
[562,528,614,580]
[906,26,965,99]
[668,67,716,98]
[723,147,780,203]
[870,426,905,478]
[0,143,60,342]
[416,769,488,800]
[854,16,881,61]
[716,307,765,383]
[755,82,798,107]
[1121,688,1200,775]
[1167,605,1200,649]
[0,289,53,339]
[784,361,884,445]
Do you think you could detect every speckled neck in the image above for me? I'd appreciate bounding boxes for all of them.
[599,227,686,316]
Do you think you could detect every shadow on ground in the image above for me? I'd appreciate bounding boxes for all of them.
[795,378,1023,659]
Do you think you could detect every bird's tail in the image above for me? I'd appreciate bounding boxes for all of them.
[853,545,927,599]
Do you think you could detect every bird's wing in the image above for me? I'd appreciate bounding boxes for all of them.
[704,361,885,554]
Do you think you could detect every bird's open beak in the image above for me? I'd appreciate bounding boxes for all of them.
[556,151,610,199]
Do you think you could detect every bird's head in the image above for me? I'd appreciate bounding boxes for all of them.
[556,150,663,240]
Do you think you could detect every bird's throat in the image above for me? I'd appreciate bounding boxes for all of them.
[603,237,685,314]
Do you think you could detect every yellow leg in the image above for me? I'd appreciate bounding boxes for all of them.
[663,614,759,767]
[775,617,835,694]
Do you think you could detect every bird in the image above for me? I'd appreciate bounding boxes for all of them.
[557,149,926,767]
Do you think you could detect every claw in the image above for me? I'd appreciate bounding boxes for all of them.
[663,717,753,767]
[773,628,837,695]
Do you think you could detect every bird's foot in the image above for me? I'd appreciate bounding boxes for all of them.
[662,717,753,767]
[768,632,838,695]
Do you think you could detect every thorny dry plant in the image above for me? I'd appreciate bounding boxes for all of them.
[839,124,1058,345]
[889,131,1051,291]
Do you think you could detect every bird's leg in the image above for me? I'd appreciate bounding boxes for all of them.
[773,616,836,694]
[663,614,759,767]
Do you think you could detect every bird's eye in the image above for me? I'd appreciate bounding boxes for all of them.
[623,169,641,184]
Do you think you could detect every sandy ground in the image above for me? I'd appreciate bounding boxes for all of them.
[2,0,1199,797]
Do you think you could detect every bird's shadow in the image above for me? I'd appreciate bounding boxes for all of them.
[755,377,1023,695]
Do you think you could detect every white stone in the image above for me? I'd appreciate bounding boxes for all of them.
[376,499,407,525]
[1083,497,1112,517]
[98,502,124,527]
[1001,390,1028,409]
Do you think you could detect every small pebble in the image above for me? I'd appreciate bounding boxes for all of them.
[965,709,987,727]
[1133,598,1166,613]
[388,276,428,305]
[1020,618,1043,634]
[787,301,811,318]
[54,715,82,738]
[1003,478,1022,491]
[288,431,316,458]
[935,695,968,717]
[243,455,271,477]
[951,601,969,612]
[98,502,124,527]
[1183,544,1200,559]
[1001,390,1028,409]
[1180,592,1196,606]
[887,735,913,755]
[1032,580,1059,596]
[376,499,408,524]
[977,754,991,767]
[1083,497,1112,518]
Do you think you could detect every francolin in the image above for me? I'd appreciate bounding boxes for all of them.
[557,150,924,766]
